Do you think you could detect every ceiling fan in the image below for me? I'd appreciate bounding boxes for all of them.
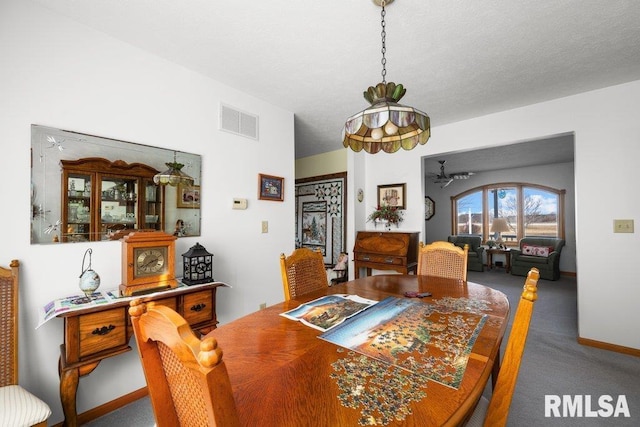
[429,160,475,188]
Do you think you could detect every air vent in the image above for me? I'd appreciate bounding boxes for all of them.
[219,104,259,140]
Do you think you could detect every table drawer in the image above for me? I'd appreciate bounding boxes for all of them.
[152,297,177,312]
[355,253,406,266]
[78,308,127,358]
[183,290,213,325]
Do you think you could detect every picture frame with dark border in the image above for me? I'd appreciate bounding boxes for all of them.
[258,173,284,201]
[377,183,406,209]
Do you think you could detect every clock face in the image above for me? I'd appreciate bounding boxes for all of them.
[134,247,167,278]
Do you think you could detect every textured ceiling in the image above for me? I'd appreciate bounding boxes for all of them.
[32,0,640,158]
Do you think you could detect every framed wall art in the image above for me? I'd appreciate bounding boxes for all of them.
[295,172,346,265]
[377,183,406,209]
[258,173,284,201]
[177,184,200,208]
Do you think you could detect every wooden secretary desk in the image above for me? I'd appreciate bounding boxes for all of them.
[353,231,420,278]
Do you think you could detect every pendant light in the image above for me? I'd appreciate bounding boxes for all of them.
[153,151,194,186]
[342,0,430,154]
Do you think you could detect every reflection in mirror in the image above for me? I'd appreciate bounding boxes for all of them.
[31,125,202,244]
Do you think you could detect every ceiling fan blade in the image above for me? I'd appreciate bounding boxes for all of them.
[450,172,475,179]
[440,178,453,188]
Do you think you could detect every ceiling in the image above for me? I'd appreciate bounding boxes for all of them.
[32,0,640,159]
[422,134,574,178]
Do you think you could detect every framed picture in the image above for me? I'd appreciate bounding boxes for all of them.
[377,183,406,209]
[425,196,435,220]
[177,184,200,208]
[258,174,284,201]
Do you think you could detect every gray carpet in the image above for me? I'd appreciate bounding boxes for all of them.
[84,270,640,426]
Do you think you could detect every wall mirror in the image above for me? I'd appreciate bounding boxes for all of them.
[31,124,201,244]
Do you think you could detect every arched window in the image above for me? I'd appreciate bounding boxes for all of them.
[452,183,565,245]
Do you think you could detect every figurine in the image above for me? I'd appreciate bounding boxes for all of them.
[173,219,186,237]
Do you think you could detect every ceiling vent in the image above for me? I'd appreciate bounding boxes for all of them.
[219,104,259,140]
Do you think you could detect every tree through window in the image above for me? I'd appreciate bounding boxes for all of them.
[453,183,565,245]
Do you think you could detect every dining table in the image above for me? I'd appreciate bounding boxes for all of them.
[206,274,510,426]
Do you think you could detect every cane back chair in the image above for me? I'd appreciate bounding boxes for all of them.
[417,241,469,281]
[280,248,328,301]
[465,268,540,427]
[0,260,51,427]
[129,299,240,427]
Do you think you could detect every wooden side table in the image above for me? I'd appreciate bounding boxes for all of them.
[486,248,511,273]
[55,282,225,427]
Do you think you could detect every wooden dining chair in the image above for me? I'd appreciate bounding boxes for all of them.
[0,260,52,427]
[129,299,241,427]
[416,241,469,281]
[465,267,540,427]
[280,248,328,301]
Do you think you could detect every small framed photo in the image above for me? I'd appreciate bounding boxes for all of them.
[377,183,406,209]
[177,184,200,208]
[258,174,284,201]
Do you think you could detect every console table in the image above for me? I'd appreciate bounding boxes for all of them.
[353,231,419,278]
[55,282,225,427]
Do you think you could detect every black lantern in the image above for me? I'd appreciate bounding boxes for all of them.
[181,242,213,285]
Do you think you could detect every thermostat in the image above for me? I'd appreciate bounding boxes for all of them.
[233,198,248,210]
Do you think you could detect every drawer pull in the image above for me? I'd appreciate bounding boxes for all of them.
[190,303,207,312]
[92,325,115,335]
[362,256,370,261]
[385,258,394,263]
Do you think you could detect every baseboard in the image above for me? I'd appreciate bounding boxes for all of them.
[52,387,148,427]
[561,270,576,277]
[577,337,640,357]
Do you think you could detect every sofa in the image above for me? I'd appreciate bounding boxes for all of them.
[447,235,484,272]
[510,237,565,280]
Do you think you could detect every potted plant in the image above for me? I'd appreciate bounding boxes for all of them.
[367,205,404,230]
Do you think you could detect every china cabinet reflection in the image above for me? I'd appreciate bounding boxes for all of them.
[61,158,164,242]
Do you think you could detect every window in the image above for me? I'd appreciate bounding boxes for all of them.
[453,183,565,245]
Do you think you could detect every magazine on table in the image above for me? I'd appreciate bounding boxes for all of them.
[280,294,378,332]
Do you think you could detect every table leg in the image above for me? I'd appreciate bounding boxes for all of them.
[60,366,79,427]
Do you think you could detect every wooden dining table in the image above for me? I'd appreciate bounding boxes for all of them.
[206,274,510,426]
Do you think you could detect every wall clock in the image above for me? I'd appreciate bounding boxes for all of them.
[120,231,178,296]
[425,196,435,221]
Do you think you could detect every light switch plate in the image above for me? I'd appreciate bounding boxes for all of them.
[613,219,634,233]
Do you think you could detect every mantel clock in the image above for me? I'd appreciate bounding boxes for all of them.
[120,231,177,296]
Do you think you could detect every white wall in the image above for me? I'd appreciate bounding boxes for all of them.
[0,1,295,423]
[295,149,347,180]
[349,80,640,351]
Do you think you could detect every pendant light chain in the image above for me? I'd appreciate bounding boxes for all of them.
[380,1,387,84]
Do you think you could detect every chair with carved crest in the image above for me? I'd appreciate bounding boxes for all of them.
[464,268,540,427]
[0,260,51,427]
[280,248,329,301]
[129,299,240,427]
[417,241,469,281]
